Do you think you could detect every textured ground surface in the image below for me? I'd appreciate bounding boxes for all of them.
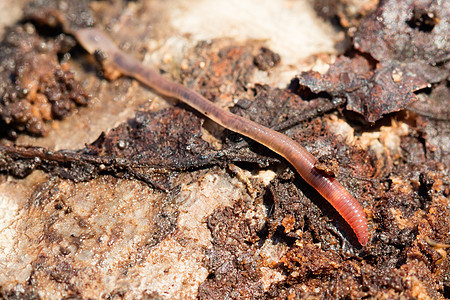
[0,0,448,299]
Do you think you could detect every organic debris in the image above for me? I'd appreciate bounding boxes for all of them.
[0,0,448,298]
[297,0,449,122]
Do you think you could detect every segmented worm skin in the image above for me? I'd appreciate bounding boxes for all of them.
[75,28,369,246]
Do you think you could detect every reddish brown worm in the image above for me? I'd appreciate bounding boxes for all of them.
[75,28,369,246]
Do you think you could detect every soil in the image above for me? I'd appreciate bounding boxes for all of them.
[0,0,448,299]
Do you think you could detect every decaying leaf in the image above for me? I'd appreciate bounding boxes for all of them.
[297,0,449,122]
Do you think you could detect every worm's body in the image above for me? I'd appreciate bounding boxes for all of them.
[75,28,369,246]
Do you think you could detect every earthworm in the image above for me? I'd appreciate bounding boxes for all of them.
[74,28,369,246]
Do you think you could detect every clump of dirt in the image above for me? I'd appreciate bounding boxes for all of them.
[198,199,266,299]
[0,23,88,137]
[179,41,258,106]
